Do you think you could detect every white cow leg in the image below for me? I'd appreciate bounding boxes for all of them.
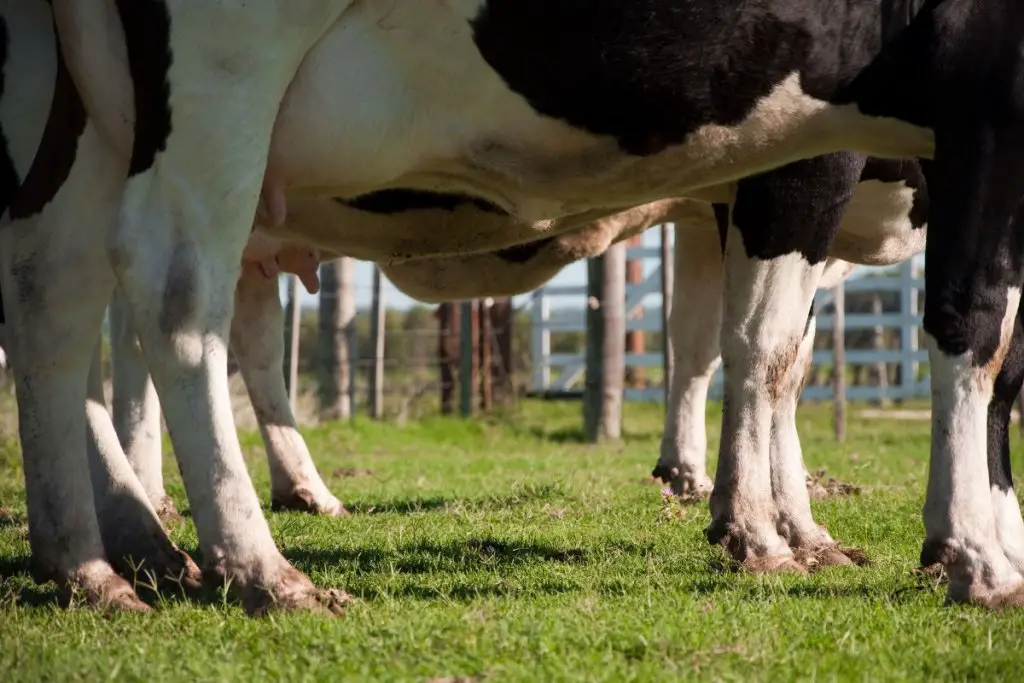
[770,309,863,567]
[0,124,146,610]
[86,341,202,590]
[653,225,722,499]
[109,286,176,520]
[707,154,860,574]
[231,273,346,516]
[708,242,826,573]
[920,127,1024,607]
[987,306,1024,575]
[105,21,347,616]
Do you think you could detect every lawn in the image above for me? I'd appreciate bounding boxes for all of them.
[1,395,1023,682]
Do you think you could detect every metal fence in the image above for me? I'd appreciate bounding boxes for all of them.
[530,228,929,403]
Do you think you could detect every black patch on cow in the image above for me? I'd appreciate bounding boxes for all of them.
[921,114,1024,367]
[335,189,507,216]
[859,157,930,230]
[988,303,1023,494]
[115,0,173,176]
[0,17,21,220]
[470,2,930,156]
[494,236,556,264]
[731,153,865,264]
[159,242,195,335]
[7,27,86,220]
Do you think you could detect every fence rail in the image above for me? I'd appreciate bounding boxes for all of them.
[530,227,928,403]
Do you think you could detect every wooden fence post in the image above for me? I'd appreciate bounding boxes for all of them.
[832,281,847,442]
[438,303,458,415]
[584,243,626,442]
[624,234,645,388]
[368,265,385,419]
[479,298,493,412]
[459,300,475,417]
[660,224,674,405]
[285,275,302,412]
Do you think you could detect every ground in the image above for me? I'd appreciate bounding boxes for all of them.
[1,391,1023,681]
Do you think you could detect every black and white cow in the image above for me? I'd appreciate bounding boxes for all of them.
[3,0,1024,614]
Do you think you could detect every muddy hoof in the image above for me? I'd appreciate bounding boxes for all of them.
[59,571,152,613]
[743,556,808,575]
[271,488,349,517]
[981,583,1024,609]
[241,565,352,617]
[104,530,203,594]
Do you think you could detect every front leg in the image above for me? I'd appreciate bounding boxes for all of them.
[105,6,348,615]
[653,222,722,500]
[708,153,863,573]
[230,271,346,517]
[920,121,1024,607]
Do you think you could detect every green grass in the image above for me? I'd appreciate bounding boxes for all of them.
[1,397,1024,681]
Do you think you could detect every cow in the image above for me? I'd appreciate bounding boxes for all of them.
[3,0,1023,614]
[110,152,922,581]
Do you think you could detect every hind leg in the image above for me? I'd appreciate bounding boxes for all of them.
[653,223,722,499]
[109,286,177,520]
[0,119,147,610]
[231,272,346,516]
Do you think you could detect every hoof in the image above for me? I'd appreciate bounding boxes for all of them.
[651,463,712,502]
[271,488,349,517]
[103,529,203,593]
[979,583,1024,609]
[241,565,352,617]
[58,569,152,613]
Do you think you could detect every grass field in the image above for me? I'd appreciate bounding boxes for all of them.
[1,394,1024,681]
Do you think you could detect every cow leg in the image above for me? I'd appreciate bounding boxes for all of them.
[105,15,347,616]
[109,286,176,520]
[987,304,1024,575]
[707,154,861,573]
[920,123,1024,607]
[230,272,346,517]
[86,339,202,590]
[0,122,147,610]
[653,225,722,499]
[770,307,861,566]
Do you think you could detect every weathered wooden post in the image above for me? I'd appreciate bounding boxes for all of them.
[368,265,386,419]
[584,243,626,442]
[660,224,674,405]
[437,303,459,415]
[624,234,645,388]
[479,298,493,412]
[832,281,847,442]
[871,292,891,406]
[459,300,475,416]
[286,275,301,412]
[317,257,356,420]
[491,298,515,405]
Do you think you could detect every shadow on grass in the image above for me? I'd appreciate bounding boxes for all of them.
[285,536,598,575]
[342,483,577,516]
